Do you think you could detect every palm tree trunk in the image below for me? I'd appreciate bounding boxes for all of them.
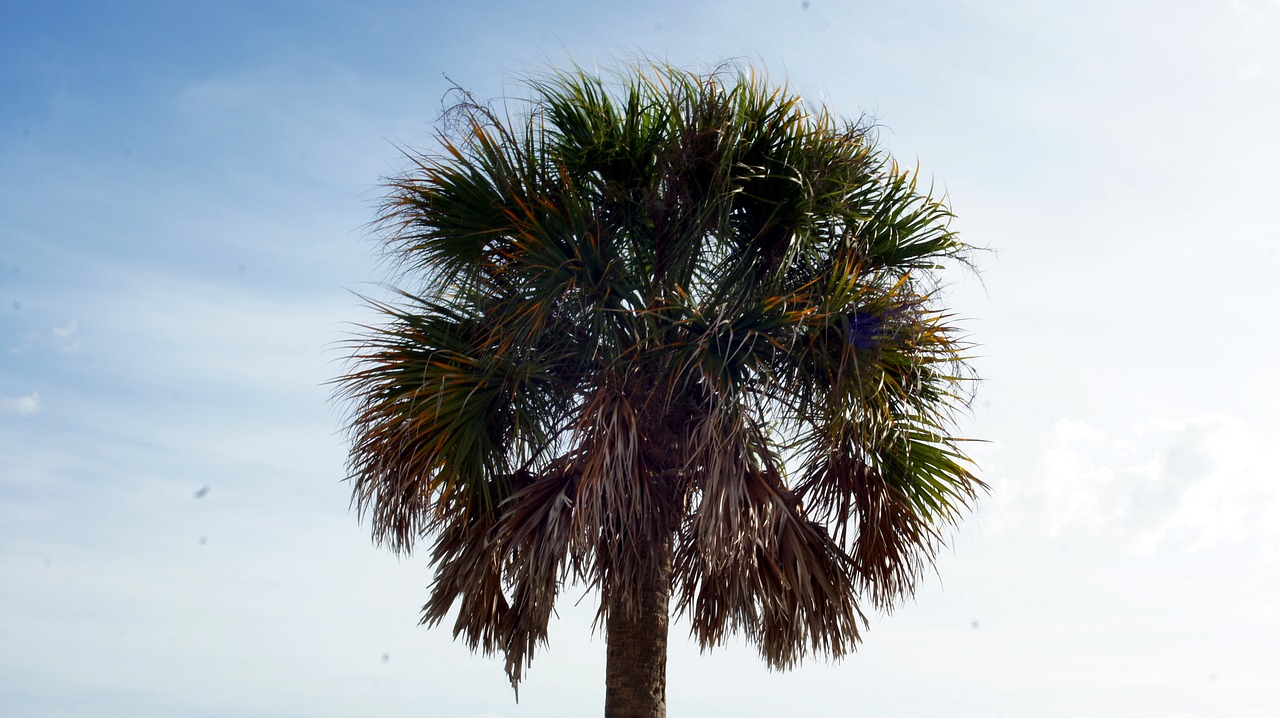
[604,535,672,718]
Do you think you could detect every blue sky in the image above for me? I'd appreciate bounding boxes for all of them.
[3,1,1279,716]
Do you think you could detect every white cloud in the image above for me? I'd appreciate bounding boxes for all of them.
[51,319,81,353]
[987,415,1279,556]
[6,320,81,354]
[1229,0,1280,14]
[0,392,41,416]
[1236,61,1266,82]
[50,320,76,338]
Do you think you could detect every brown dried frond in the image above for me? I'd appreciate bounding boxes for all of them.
[420,512,508,654]
[570,381,680,618]
[674,408,867,667]
[795,450,936,608]
[495,466,581,687]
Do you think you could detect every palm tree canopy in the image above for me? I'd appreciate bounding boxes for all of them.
[338,61,982,688]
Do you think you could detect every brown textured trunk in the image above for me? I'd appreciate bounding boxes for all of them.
[604,535,672,718]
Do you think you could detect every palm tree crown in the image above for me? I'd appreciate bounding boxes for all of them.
[338,61,982,700]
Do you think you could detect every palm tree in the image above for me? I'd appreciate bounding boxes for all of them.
[337,61,982,718]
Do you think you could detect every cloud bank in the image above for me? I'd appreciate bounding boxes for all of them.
[988,414,1279,557]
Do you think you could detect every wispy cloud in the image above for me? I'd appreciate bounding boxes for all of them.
[0,392,40,416]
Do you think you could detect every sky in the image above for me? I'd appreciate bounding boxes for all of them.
[2,1,1279,716]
